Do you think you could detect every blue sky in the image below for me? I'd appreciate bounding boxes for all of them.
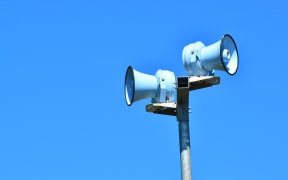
[0,0,287,180]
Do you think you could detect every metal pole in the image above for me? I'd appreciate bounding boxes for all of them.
[145,76,219,180]
[177,77,192,180]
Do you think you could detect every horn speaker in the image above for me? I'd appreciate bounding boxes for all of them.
[182,34,239,76]
[124,66,176,106]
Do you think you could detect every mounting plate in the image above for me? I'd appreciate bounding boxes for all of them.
[146,76,220,116]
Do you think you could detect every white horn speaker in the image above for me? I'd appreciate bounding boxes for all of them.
[182,34,239,76]
[124,66,176,106]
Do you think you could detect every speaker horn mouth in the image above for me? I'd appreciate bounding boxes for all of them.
[124,66,135,106]
[220,34,239,75]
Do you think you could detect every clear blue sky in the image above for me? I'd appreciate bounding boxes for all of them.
[0,1,287,180]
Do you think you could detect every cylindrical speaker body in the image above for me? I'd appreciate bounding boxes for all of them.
[154,69,176,103]
[182,41,208,76]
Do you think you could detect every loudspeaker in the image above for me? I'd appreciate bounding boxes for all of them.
[124,66,176,106]
[182,34,239,76]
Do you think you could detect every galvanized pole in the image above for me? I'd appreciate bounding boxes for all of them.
[177,77,192,180]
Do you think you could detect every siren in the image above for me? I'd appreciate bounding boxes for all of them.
[124,66,176,106]
[182,34,239,76]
